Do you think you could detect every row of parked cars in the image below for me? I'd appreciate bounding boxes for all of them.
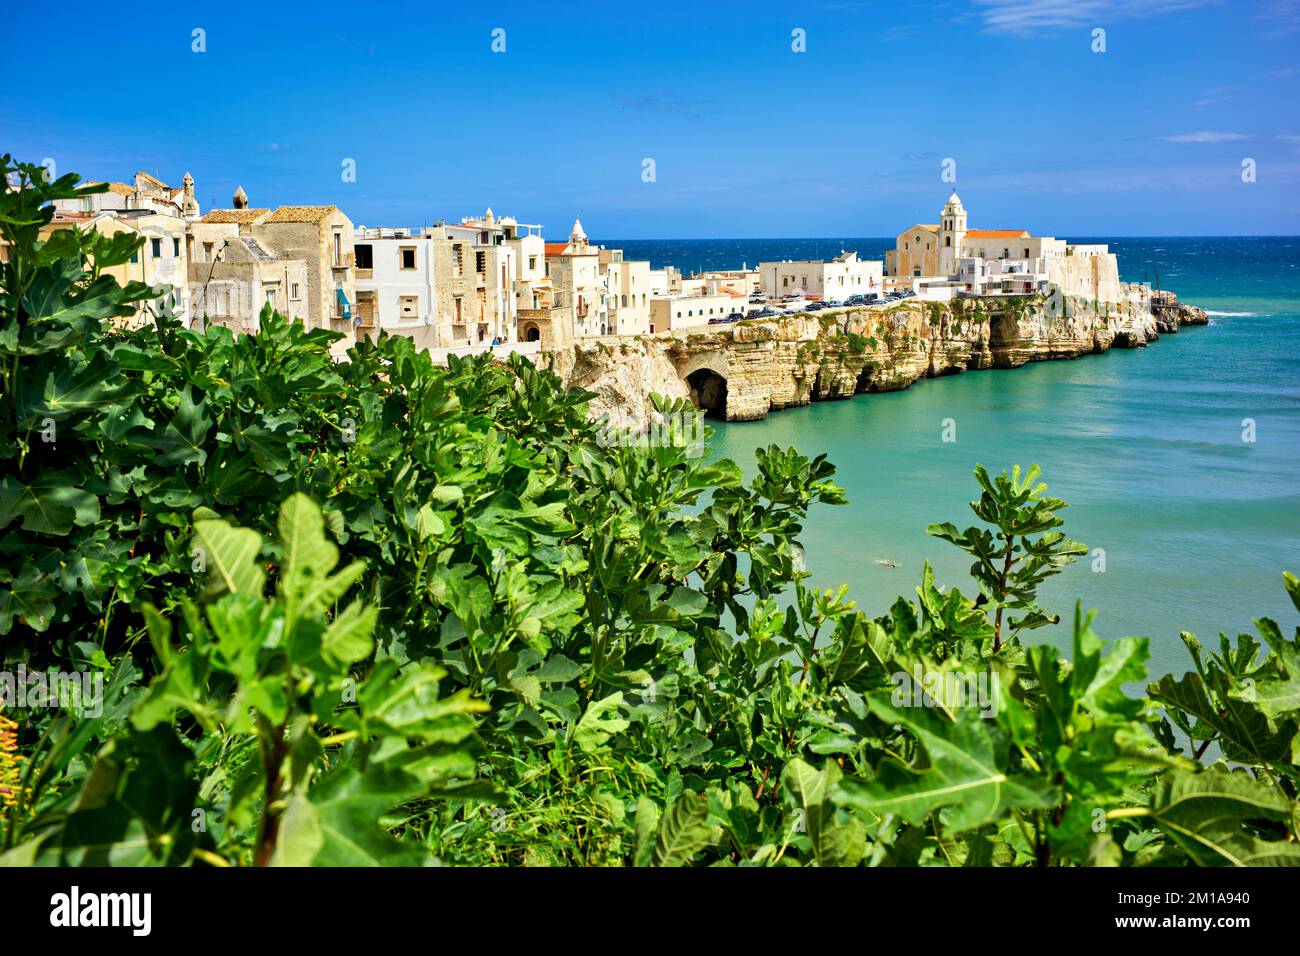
[707,288,916,324]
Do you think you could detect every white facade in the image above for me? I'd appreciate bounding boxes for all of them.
[353,227,438,331]
[759,251,883,301]
[651,292,743,331]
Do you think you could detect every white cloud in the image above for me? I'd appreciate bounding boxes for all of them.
[971,0,1220,35]
[1254,0,1300,39]
[1163,131,1250,143]
[1194,85,1235,107]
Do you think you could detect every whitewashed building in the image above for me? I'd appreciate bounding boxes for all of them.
[759,251,883,302]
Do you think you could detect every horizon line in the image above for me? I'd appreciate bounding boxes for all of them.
[586,234,1300,242]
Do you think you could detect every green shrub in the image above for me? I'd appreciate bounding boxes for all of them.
[3,156,1297,868]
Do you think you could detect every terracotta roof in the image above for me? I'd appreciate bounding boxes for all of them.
[201,208,270,224]
[86,181,135,197]
[965,229,1030,239]
[266,205,341,223]
[544,241,595,257]
[135,171,169,188]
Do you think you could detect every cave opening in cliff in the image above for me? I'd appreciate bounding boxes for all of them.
[686,369,728,420]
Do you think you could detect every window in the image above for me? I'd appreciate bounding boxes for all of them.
[454,297,463,324]
[150,238,162,258]
[475,251,486,274]
[332,231,342,266]
[266,289,276,306]
[1023,248,1030,258]
[452,244,464,276]
[528,256,537,270]
[621,295,627,307]
[944,236,951,247]
[400,295,418,318]
[355,244,373,269]
[400,246,416,270]
[173,238,181,257]
[291,283,300,300]
[203,242,214,261]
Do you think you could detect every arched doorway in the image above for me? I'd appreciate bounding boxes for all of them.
[522,323,541,342]
[686,368,728,419]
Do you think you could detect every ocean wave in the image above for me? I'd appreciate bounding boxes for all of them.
[1204,310,1260,316]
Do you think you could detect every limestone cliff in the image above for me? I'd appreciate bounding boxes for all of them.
[544,284,1207,423]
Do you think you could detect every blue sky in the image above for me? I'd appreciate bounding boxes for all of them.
[3,0,1298,237]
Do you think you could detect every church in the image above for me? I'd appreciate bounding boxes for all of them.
[885,193,1122,303]
[885,193,1061,278]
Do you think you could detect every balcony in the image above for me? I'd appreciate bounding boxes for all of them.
[331,251,354,271]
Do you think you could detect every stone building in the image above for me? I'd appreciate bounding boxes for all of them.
[61,170,201,220]
[885,192,1123,303]
[41,207,192,326]
[194,189,356,348]
[601,249,652,336]
[544,218,607,337]
[190,209,309,334]
[43,170,202,324]
[258,205,357,349]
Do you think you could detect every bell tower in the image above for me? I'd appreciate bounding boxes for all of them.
[938,192,967,277]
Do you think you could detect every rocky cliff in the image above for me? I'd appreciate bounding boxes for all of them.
[543,285,1209,424]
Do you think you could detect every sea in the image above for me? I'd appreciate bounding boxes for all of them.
[599,237,1300,679]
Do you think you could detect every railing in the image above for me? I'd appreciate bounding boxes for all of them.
[426,340,543,364]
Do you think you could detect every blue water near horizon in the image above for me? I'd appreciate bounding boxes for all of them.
[605,236,1300,680]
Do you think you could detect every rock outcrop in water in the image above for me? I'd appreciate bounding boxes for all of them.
[542,283,1209,424]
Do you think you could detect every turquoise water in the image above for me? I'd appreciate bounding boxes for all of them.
[620,238,1300,678]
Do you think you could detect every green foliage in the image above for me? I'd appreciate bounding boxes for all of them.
[1,155,1297,867]
[928,464,1088,651]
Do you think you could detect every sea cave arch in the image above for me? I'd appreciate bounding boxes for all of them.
[685,368,728,419]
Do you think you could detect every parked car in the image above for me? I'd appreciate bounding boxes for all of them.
[805,301,828,311]
[845,294,867,306]
[727,311,745,321]
[898,289,915,298]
